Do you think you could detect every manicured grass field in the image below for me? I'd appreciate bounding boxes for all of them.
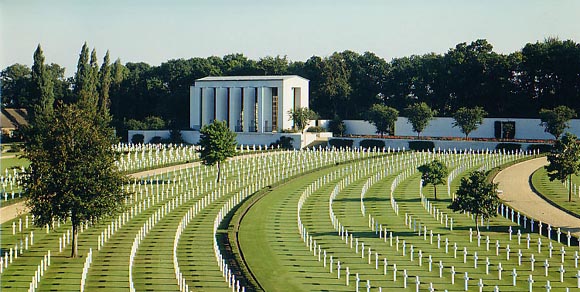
[531,167,580,217]
[1,149,381,291]
[238,151,578,291]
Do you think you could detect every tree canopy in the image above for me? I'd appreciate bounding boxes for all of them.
[448,170,499,232]
[405,102,437,137]
[539,105,577,139]
[22,102,127,257]
[545,132,580,202]
[4,38,580,141]
[366,104,398,137]
[417,160,448,200]
[198,120,238,182]
[452,106,487,138]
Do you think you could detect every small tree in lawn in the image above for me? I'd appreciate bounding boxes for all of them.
[22,103,128,258]
[417,160,448,200]
[539,106,576,139]
[545,132,580,202]
[405,102,437,137]
[288,107,316,132]
[366,104,398,138]
[452,106,487,139]
[199,120,237,183]
[449,171,499,232]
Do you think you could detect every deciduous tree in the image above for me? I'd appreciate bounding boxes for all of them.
[288,107,317,132]
[405,102,437,137]
[22,102,127,258]
[366,104,398,137]
[417,160,448,200]
[539,106,576,139]
[199,120,238,182]
[449,171,499,232]
[545,132,580,202]
[452,106,487,138]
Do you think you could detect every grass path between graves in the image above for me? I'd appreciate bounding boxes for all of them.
[496,157,580,237]
[238,165,355,292]
[531,166,580,218]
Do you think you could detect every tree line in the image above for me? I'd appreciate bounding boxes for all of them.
[3,38,580,137]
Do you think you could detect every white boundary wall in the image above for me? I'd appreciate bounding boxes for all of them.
[317,118,580,140]
[128,130,330,150]
[328,137,548,151]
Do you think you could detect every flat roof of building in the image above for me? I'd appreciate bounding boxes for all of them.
[196,75,309,82]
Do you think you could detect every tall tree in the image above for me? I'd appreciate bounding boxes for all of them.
[539,106,577,139]
[98,50,112,117]
[452,106,488,138]
[30,44,55,121]
[545,132,580,202]
[366,104,398,137]
[74,42,90,98]
[449,171,500,232]
[417,160,448,200]
[22,102,128,258]
[319,53,352,118]
[198,120,238,183]
[404,102,437,137]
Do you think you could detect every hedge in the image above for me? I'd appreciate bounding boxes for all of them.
[329,139,354,149]
[359,139,385,150]
[408,141,435,152]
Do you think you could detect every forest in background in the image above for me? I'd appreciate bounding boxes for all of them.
[2,38,580,135]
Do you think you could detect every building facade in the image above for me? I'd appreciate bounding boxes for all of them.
[190,75,309,132]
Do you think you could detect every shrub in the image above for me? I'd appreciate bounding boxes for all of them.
[495,143,521,152]
[359,139,385,150]
[270,136,294,150]
[306,126,325,133]
[329,139,353,149]
[408,141,435,152]
[131,134,144,144]
[527,143,552,153]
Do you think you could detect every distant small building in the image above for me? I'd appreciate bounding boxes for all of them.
[1,108,28,137]
[190,75,309,132]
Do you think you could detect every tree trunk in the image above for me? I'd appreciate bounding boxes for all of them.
[71,219,79,258]
[434,185,437,200]
[216,161,221,183]
[475,214,480,233]
[569,174,572,202]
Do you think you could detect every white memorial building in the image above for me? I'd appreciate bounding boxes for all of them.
[190,75,309,132]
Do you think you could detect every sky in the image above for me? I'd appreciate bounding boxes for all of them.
[1,0,579,77]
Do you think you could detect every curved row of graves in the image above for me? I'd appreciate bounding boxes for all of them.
[1,147,381,291]
[239,148,580,291]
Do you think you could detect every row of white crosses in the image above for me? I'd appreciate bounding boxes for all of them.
[23,153,221,290]
[115,143,199,172]
[211,189,259,292]
[1,166,24,201]
[371,150,580,290]
[139,148,378,291]
[497,202,578,249]
[332,148,577,291]
[5,149,233,289]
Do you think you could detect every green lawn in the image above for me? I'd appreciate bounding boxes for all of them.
[238,152,577,291]
[531,167,580,217]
